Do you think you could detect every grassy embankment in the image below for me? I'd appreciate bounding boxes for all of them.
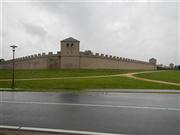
[0,69,179,91]
[135,70,180,83]
[0,69,135,79]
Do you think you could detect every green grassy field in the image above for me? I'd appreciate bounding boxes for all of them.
[0,69,138,79]
[0,69,179,91]
[135,70,180,83]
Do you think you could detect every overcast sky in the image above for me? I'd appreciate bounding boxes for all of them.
[0,0,179,65]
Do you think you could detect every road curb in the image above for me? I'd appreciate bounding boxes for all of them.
[85,89,180,94]
[0,88,179,94]
[0,125,127,135]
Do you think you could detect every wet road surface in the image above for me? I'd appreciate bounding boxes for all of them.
[0,91,179,135]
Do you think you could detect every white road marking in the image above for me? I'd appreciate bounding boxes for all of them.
[1,100,179,111]
[0,125,126,135]
[0,125,19,129]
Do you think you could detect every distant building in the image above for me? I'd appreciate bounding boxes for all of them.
[169,63,174,70]
[0,37,157,70]
[175,65,180,70]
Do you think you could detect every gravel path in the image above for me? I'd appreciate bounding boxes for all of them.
[121,71,180,86]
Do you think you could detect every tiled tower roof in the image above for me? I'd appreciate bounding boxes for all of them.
[61,37,80,43]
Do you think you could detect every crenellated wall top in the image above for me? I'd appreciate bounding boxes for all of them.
[7,51,61,62]
[80,51,151,64]
[3,50,151,65]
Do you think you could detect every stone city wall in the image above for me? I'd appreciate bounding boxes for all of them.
[79,53,156,70]
[0,52,61,69]
[0,51,156,70]
[61,56,80,69]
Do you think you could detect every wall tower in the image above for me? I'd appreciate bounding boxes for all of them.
[60,37,80,68]
[149,58,157,69]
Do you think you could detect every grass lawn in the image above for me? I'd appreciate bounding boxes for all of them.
[0,69,179,91]
[135,70,180,83]
[0,69,141,79]
[0,131,23,135]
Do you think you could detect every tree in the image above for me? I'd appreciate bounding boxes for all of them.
[84,50,93,55]
[0,59,5,63]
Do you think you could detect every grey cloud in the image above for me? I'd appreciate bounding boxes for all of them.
[22,22,47,37]
[1,1,179,65]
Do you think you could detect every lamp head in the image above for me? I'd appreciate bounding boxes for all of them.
[10,45,18,51]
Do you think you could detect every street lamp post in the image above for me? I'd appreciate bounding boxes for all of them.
[10,45,18,88]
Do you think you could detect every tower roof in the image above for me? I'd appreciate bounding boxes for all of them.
[61,37,80,43]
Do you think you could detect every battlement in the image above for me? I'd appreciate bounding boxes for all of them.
[6,52,61,62]
[80,51,151,65]
[3,50,152,65]
[0,38,156,70]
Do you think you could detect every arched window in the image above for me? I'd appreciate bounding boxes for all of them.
[71,43,73,47]
[66,43,69,47]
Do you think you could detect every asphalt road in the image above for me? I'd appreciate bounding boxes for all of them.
[0,91,179,135]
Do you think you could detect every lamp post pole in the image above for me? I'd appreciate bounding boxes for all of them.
[10,45,17,88]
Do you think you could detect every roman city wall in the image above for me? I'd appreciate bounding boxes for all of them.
[79,53,156,70]
[0,52,61,69]
[0,52,156,70]
[0,37,157,70]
